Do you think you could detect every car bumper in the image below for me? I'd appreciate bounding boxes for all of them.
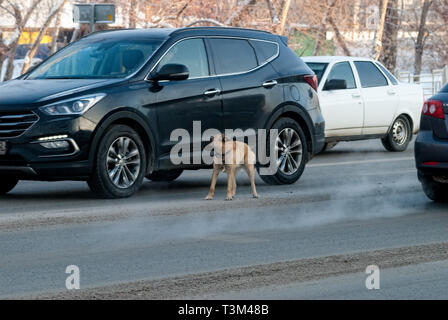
[415,130,448,177]
[0,113,94,180]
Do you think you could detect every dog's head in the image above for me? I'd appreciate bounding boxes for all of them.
[209,133,233,157]
[210,133,232,144]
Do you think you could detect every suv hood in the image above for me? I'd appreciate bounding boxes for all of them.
[0,79,124,107]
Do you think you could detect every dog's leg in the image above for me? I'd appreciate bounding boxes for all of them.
[226,167,235,200]
[205,167,220,200]
[246,164,258,198]
[232,177,237,197]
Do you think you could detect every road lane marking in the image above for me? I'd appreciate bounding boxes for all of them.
[309,157,414,168]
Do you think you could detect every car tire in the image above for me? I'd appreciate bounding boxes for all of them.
[420,174,448,203]
[258,117,308,185]
[88,125,147,199]
[381,116,412,152]
[0,176,19,195]
[146,169,183,182]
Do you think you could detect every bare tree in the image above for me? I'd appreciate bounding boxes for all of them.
[277,0,292,35]
[49,5,63,54]
[312,0,336,55]
[21,0,68,74]
[374,0,389,59]
[225,0,257,26]
[379,0,400,71]
[414,0,433,78]
[129,0,137,28]
[0,0,43,81]
[328,15,351,56]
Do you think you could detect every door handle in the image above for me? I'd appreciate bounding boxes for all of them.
[262,80,278,88]
[204,88,221,97]
[388,90,396,95]
[352,93,361,98]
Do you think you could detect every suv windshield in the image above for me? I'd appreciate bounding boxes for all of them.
[26,38,163,80]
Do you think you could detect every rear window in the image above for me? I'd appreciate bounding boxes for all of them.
[305,62,328,84]
[249,40,278,64]
[375,62,398,85]
[354,61,388,88]
[210,38,258,75]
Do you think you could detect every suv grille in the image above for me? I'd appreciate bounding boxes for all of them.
[0,111,39,138]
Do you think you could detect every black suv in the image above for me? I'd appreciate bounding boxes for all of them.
[415,86,448,202]
[0,27,325,198]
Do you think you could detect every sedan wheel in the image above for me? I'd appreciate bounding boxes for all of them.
[392,118,409,146]
[381,116,412,152]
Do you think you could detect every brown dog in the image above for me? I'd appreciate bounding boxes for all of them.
[205,133,258,200]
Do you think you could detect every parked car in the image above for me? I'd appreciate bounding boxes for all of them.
[0,27,325,198]
[302,56,424,152]
[415,87,448,202]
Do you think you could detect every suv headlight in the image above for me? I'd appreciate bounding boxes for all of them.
[39,94,106,116]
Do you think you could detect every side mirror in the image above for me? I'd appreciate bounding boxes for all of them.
[324,79,347,91]
[149,64,189,82]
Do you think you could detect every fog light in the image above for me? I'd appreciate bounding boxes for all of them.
[38,134,69,141]
[40,141,70,149]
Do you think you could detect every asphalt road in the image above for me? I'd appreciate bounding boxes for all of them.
[1,138,448,299]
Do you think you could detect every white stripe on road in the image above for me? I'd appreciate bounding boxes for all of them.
[308,157,414,168]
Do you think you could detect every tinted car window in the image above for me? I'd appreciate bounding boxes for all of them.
[249,40,278,64]
[210,38,258,74]
[375,62,398,85]
[157,38,209,78]
[354,61,388,88]
[305,62,328,84]
[325,62,356,89]
[27,39,162,79]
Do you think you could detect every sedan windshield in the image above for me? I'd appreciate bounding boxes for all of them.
[305,62,328,84]
[26,37,163,80]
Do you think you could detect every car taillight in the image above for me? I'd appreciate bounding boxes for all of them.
[304,74,318,92]
[422,100,445,119]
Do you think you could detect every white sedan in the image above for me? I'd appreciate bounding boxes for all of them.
[302,56,424,152]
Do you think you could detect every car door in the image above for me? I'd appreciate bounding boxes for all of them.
[354,61,399,135]
[208,37,281,140]
[152,38,223,167]
[318,61,363,137]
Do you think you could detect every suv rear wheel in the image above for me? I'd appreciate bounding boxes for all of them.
[258,117,308,185]
[146,169,183,182]
[0,175,19,195]
[88,125,147,199]
[382,116,412,152]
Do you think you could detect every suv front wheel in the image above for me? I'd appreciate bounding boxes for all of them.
[88,125,147,199]
[258,117,308,185]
